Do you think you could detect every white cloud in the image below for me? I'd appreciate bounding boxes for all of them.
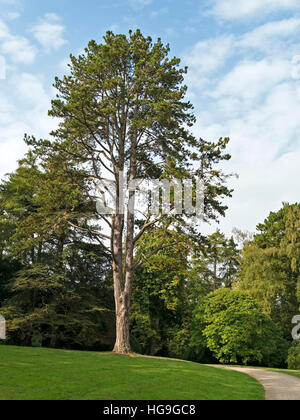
[0,132,28,179]
[210,58,291,104]
[5,12,20,20]
[184,17,300,99]
[209,0,300,20]
[0,18,37,64]
[0,72,58,180]
[183,35,234,91]
[238,17,300,52]
[14,73,49,106]
[186,18,300,235]
[195,84,300,235]
[0,0,21,21]
[185,36,234,75]
[209,80,300,231]
[30,13,67,53]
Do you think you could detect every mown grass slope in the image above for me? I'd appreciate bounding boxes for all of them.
[0,346,264,400]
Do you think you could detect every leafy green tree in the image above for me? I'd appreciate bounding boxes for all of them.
[186,258,214,306]
[0,157,38,306]
[281,203,300,277]
[238,204,300,338]
[287,342,300,369]
[131,229,240,359]
[221,236,240,289]
[0,255,20,305]
[191,288,288,367]
[0,157,114,350]
[26,30,233,353]
[131,229,191,357]
[188,231,240,297]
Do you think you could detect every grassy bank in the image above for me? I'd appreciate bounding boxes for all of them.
[0,346,264,400]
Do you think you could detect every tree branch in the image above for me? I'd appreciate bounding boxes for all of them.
[67,221,111,240]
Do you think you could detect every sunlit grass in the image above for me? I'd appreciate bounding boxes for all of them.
[0,346,264,400]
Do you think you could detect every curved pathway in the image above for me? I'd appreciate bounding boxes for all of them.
[223,367,300,400]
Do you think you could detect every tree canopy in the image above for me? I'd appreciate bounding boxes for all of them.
[238,203,300,338]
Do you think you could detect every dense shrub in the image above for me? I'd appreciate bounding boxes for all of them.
[166,328,190,359]
[190,288,289,367]
[130,309,162,355]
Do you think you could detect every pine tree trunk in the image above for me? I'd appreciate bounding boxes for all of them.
[111,139,136,355]
[112,248,134,354]
[113,291,131,354]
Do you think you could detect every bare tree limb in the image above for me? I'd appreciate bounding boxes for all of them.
[133,214,165,245]
[67,220,111,240]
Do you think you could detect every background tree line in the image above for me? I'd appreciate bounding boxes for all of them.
[1,156,299,367]
[0,155,239,353]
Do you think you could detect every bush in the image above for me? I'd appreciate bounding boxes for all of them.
[130,309,162,355]
[287,342,300,370]
[190,288,289,367]
[167,328,190,359]
[31,331,43,347]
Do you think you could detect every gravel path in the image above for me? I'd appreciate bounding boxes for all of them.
[223,367,300,400]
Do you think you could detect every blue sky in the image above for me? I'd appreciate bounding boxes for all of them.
[1,0,300,235]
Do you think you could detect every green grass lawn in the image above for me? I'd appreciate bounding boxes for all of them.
[0,346,264,400]
[263,367,300,380]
